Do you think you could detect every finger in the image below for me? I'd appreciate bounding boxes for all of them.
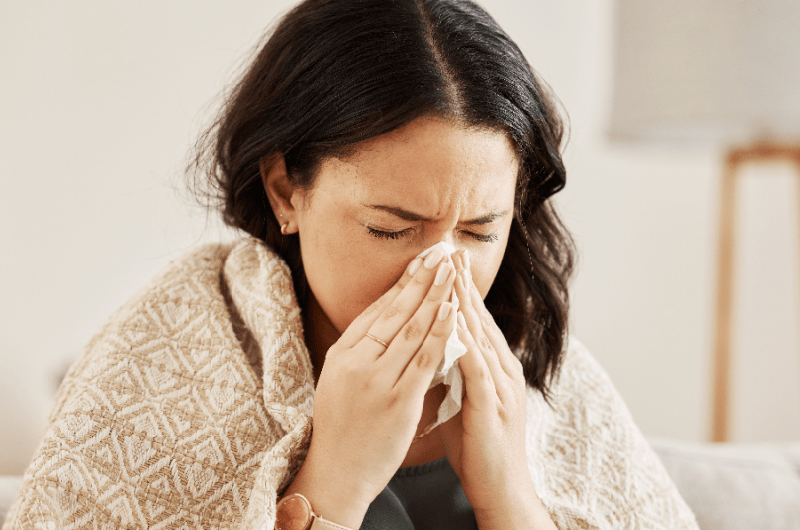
[394,299,457,397]
[452,249,467,272]
[338,256,423,348]
[376,262,456,374]
[454,268,508,390]
[359,250,451,357]
[463,267,524,380]
[455,311,497,410]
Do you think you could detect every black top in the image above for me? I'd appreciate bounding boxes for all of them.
[360,457,478,530]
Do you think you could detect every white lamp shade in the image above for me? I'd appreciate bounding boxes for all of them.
[609,0,800,145]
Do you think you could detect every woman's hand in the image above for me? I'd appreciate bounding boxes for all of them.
[284,247,458,528]
[439,251,554,529]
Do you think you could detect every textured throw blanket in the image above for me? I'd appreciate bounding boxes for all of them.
[4,238,698,529]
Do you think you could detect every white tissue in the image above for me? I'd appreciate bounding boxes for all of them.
[416,242,468,432]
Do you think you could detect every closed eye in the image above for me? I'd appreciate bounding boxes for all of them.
[467,232,498,243]
[366,225,498,243]
[367,227,412,240]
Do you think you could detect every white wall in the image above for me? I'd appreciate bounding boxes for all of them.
[1,0,798,475]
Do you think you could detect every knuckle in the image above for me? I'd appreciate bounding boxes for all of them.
[424,292,442,304]
[386,388,405,410]
[414,347,434,370]
[402,321,424,341]
[479,336,493,351]
[428,323,448,339]
[396,275,410,289]
[383,304,401,320]
[362,300,380,316]
[497,402,513,422]
[361,377,376,394]
[477,366,493,385]
[363,370,390,395]
[411,273,428,286]
[340,361,362,379]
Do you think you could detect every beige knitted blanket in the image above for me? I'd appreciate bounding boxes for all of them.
[4,238,698,529]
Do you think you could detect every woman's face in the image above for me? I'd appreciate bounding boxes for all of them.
[287,116,518,336]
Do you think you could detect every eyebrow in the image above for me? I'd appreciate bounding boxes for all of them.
[364,204,509,225]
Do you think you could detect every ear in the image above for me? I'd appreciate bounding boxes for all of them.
[260,154,301,234]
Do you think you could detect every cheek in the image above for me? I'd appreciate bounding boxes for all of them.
[309,249,408,333]
[471,257,504,300]
[470,233,512,300]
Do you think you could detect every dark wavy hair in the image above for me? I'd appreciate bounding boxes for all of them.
[190,0,576,398]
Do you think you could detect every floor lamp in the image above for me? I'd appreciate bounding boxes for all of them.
[711,144,800,442]
[609,0,800,441]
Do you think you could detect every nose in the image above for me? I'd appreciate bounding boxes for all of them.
[437,233,456,248]
[422,232,464,265]
[422,221,454,247]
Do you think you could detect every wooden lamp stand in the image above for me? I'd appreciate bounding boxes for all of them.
[711,143,800,442]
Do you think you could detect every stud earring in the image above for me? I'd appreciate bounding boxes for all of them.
[277,212,289,235]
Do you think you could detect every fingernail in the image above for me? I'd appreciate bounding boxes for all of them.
[457,311,467,329]
[434,262,451,285]
[407,258,422,276]
[462,249,470,271]
[437,301,452,321]
[423,248,444,269]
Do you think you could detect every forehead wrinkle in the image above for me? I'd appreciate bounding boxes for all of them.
[314,118,518,222]
[359,157,505,223]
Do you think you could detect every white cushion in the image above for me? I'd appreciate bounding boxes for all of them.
[649,438,800,530]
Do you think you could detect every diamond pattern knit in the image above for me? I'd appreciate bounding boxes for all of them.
[3,238,698,529]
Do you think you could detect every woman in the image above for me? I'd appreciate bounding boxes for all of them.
[4,0,698,529]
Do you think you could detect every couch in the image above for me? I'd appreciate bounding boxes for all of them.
[648,438,800,529]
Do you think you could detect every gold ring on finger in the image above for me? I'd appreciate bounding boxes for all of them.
[365,333,389,348]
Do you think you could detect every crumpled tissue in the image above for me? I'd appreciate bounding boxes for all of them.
[417,241,468,432]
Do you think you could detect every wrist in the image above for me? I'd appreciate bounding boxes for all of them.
[281,451,372,529]
[276,493,359,530]
[473,482,556,530]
